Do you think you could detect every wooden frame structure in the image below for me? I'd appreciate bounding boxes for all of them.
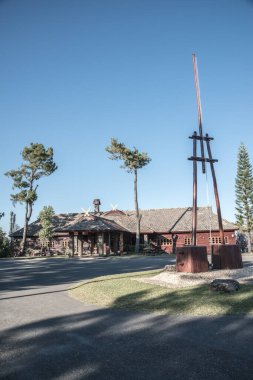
[189,54,225,247]
[177,53,242,272]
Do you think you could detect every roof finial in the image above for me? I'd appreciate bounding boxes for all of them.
[111,204,118,211]
[81,207,91,216]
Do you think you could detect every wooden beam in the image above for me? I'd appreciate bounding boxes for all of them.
[188,157,218,163]
[192,132,197,246]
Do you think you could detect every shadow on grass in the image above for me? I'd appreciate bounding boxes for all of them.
[111,284,253,315]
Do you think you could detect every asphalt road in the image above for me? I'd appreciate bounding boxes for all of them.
[1,255,253,380]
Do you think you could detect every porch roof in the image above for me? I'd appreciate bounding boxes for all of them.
[11,213,128,238]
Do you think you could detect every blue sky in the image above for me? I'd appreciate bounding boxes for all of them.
[0,0,253,232]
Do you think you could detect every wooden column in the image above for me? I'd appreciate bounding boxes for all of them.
[77,235,83,257]
[113,233,118,254]
[68,233,74,257]
[192,132,197,246]
[205,134,225,244]
[119,232,124,253]
[108,232,111,254]
[97,233,104,255]
[74,234,78,255]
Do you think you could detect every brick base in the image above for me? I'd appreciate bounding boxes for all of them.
[211,245,243,270]
[176,246,209,273]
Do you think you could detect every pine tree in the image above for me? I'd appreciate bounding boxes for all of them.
[5,143,57,255]
[235,143,253,252]
[106,138,151,253]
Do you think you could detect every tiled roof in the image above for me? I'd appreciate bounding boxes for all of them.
[11,213,128,237]
[11,207,237,237]
[103,207,237,233]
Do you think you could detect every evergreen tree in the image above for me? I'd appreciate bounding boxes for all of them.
[5,143,57,255]
[235,143,253,252]
[106,138,151,253]
[38,206,55,253]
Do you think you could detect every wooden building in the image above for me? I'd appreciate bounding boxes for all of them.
[11,201,237,256]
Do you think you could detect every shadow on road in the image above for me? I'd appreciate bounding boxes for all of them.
[1,299,253,380]
[0,257,172,294]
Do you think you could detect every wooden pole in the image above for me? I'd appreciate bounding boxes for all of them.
[205,134,225,244]
[192,54,206,174]
[192,132,197,245]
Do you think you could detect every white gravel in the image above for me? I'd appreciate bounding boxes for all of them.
[136,265,253,289]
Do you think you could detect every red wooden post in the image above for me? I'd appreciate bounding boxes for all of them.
[205,134,225,244]
[192,132,197,246]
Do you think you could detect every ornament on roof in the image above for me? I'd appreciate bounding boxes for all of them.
[111,204,118,211]
[81,207,91,216]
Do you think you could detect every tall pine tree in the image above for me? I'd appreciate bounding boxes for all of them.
[5,143,57,255]
[235,143,253,252]
[106,138,151,253]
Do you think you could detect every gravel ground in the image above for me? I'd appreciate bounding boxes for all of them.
[137,264,253,288]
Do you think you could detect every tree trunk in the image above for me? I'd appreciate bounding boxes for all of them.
[21,202,32,255]
[134,169,140,254]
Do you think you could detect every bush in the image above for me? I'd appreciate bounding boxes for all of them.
[0,228,11,258]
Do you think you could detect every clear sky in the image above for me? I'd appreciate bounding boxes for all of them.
[0,0,253,233]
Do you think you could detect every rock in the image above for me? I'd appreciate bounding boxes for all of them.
[209,279,240,293]
[164,265,176,272]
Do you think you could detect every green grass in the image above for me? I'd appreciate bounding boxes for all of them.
[69,269,253,316]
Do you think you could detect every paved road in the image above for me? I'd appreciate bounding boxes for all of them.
[1,255,253,380]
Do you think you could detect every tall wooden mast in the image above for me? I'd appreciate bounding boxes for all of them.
[192,53,205,174]
[189,54,225,245]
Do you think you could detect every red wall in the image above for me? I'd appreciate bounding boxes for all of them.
[157,231,236,254]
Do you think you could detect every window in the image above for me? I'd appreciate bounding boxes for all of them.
[160,238,172,246]
[41,240,55,248]
[209,236,229,245]
[184,237,192,245]
[62,240,68,248]
[151,238,173,246]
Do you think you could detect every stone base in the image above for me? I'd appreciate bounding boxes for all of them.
[176,246,209,273]
[211,244,243,270]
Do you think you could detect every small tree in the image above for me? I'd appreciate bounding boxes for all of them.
[235,143,253,252]
[5,143,57,255]
[106,138,151,253]
[38,206,55,254]
[0,228,11,258]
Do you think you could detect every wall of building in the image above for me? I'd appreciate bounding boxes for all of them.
[147,231,236,254]
[13,229,237,255]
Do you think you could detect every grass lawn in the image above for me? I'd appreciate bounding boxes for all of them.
[69,269,253,316]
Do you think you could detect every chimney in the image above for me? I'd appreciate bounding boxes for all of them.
[93,199,101,213]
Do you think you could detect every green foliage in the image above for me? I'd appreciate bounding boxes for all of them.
[105,138,151,173]
[5,143,57,254]
[5,143,57,206]
[38,206,55,243]
[105,138,151,253]
[235,143,253,233]
[0,228,11,258]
